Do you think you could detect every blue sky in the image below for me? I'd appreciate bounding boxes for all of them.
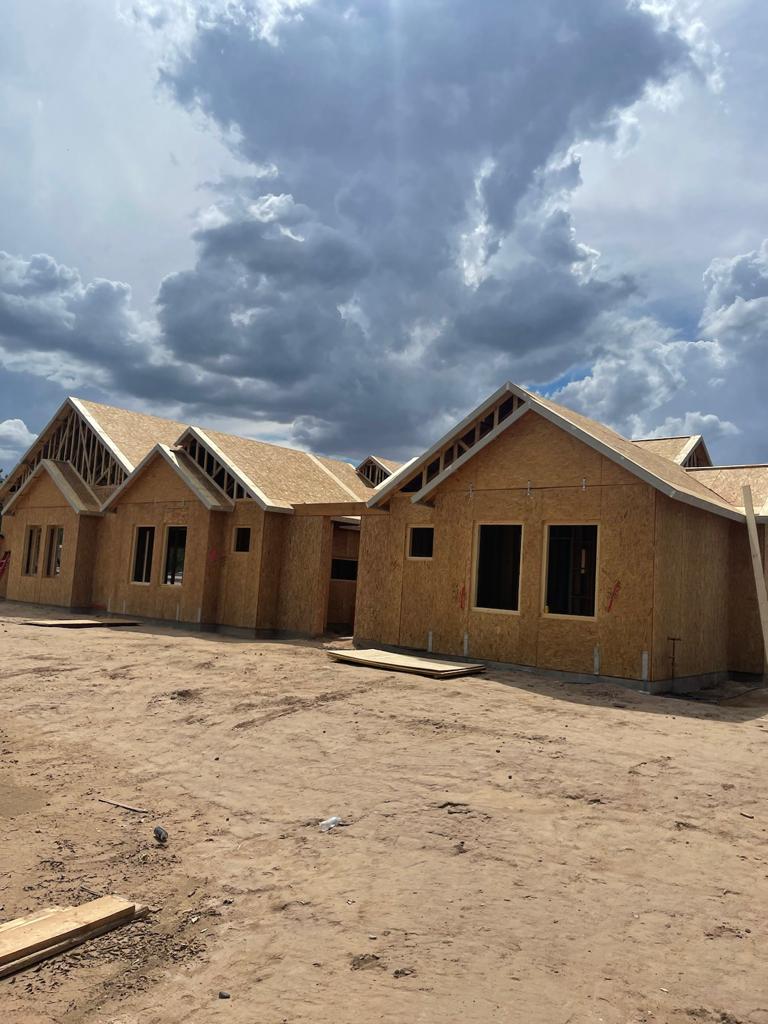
[1,0,766,469]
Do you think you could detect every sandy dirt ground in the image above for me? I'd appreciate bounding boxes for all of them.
[1,601,768,1024]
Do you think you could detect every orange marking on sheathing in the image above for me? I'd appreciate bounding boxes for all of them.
[606,580,621,612]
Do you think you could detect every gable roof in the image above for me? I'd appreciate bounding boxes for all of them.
[1,396,373,515]
[74,399,188,470]
[2,459,101,516]
[189,427,373,508]
[686,465,768,516]
[369,381,747,521]
[102,445,234,513]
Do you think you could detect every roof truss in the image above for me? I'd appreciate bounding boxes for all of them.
[369,384,526,507]
[175,427,293,513]
[1,399,129,500]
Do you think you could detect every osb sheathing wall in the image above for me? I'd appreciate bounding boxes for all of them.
[356,413,658,680]
[91,456,216,624]
[651,494,732,681]
[274,515,333,635]
[0,472,91,609]
[213,502,266,629]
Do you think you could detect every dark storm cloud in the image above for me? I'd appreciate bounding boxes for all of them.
[0,1,704,461]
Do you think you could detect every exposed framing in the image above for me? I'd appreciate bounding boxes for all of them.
[540,521,600,622]
[176,428,293,513]
[2,400,130,498]
[369,384,528,508]
[470,521,524,616]
[371,380,747,522]
[357,456,393,487]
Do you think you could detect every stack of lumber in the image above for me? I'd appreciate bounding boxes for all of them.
[327,648,485,679]
[0,896,147,978]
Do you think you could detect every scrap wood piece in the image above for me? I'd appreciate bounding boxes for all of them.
[327,648,485,679]
[0,896,146,978]
[21,618,139,629]
[98,798,149,814]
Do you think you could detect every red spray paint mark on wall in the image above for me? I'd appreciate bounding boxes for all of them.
[606,580,621,612]
[459,583,466,610]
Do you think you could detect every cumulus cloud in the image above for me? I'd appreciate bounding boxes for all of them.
[0,417,35,468]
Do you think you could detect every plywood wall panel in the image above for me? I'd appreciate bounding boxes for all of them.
[256,512,287,629]
[355,513,403,644]
[357,414,659,679]
[1,472,85,609]
[213,503,264,628]
[276,516,332,635]
[91,457,213,624]
[651,495,731,681]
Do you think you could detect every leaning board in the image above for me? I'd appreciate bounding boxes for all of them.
[327,648,485,679]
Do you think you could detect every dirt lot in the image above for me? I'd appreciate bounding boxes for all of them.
[1,600,767,1024]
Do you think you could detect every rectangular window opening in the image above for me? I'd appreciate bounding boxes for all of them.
[475,524,522,611]
[164,526,187,585]
[331,557,358,581]
[44,526,64,577]
[234,526,251,553]
[408,526,434,559]
[545,524,598,617]
[23,526,42,576]
[132,526,155,584]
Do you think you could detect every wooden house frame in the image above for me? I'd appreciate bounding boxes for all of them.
[357,382,768,691]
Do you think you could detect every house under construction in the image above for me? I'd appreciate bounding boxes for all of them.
[0,398,397,635]
[1,382,767,690]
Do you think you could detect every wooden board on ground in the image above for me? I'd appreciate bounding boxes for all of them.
[21,619,139,629]
[0,896,144,977]
[327,648,485,679]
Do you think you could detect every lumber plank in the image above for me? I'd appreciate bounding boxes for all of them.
[0,905,148,979]
[742,485,768,670]
[0,897,136,968]
[0,908,63,935]
[327,648,485,679]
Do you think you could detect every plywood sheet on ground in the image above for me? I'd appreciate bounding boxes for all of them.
[327,648,484,678]
[21,619,139,628]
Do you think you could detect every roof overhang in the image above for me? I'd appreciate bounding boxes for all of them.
[102,444,234,513]
[2,459,102,516]
[368,382,519,508]
[369,380,747,522]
